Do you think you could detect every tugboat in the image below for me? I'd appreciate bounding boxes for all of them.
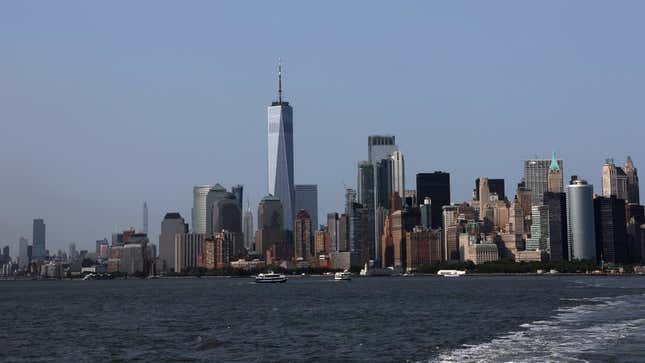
[255,271,287,283]
[334,270,352,281]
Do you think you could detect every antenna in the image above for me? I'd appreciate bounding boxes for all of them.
[278,58,283,103]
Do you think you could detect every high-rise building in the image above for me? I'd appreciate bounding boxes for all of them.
[294,210,312,259]
[159,213,188,272]
[231,185,244,213]
[543,192,567,261]
[206,184,241,235]
[547,152,563,193]
[406,227,442,270]
[267,63,295,231]
[18,237,29,269]
[405,190,417,209]
[348,203,370,266]
[295,184,318,229]
[566,179,596,261]
[174,233,205,272]
[478,177,490,221]
[143,202,149,234]
[594,196,627,264]
[524,157,563,205]
[420,197,432,229]
[243,208,254,251]
[192,185,211,234]
[474,178,505,201]
[357,162,375,210]
[256,195,283,257]
[326,213,339,253]
[602,159,628,201]
[526,205,549,252]
[416,172,451,229]
[625,156,640,204]
[32,219,46,260]
[368,135,398,264]
[390,150,405,197]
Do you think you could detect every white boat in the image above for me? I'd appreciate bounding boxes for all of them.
[437,270,466,277]
[255,271,287,283]
[334,270,352,281]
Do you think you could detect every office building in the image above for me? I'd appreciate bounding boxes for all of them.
[543,192,567,261]
[295,184,318,229]
[594,196,628,264]
[625,156,640,204]
[143,202,149,234]
[567,179,596,261]
[256,195,284,257]
[326,213,339,253]
[267,63,295,231]
[192,185,211,234]
[174,233,205,272]
[526,205,549,251]
[405,227,442,270]
[206,184,242,235]
[159,213,188,272]
[602,159,628,200]
[547,152,563,193]
[32,219,46,260]
[416,172,450,229]
[294,210,312,259]
[243,209,254,251]
[390,150,405,197]
[474,178,505,201]
[231,185,244,213]
[524,157,563,205]
[420,197,432,229]
[19,237,29,269]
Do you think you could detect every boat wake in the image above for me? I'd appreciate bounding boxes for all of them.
[432,293,645,362]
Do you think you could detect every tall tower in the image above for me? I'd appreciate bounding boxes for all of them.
[143,202,149,234]
[602,159,628,200]
[390,150,405,197]
[267,61,295,231]
[625,156,640,204]
[479,177,490,221]
[567,179,596,261]
[547,152,563,193]
[524,156,563,205]
[32,219,46,260]
[192,185,211,234]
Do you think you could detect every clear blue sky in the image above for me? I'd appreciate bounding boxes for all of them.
[1,1,643,255]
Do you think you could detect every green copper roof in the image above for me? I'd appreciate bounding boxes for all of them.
[210,183,226,192]
[549,151,560,171]
[261,194,280,201]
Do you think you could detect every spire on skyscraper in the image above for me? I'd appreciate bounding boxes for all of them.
[278,59,283,103]
[549,151,560,170]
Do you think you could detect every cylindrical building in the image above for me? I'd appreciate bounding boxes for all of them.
[566,179,596,261]
[192,185,211,234]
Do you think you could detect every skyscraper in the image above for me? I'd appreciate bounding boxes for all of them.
[231,185,244,213]
[566,179,596,261]
[479,177,490,221]
[267,63,295,231]
[143,202,149,234]
[416,172,451,229]
[256,195,284,256]
[474,178,505,201]
[159,213,188,272]
[390,150,405,197]
[526,205,549,252]
[420,197,432,229]
[32,219,46,260]
[547,152,563,193]
[625,156,640,204]
[368,135,397,264]
[192,185,211,234]
[543,192,567,261]
[206,184,242,235]
[594,196,627,264]
[602,159,629,201]
[294,210,312,259]
[327,213,339,253]
[524,157,563,205]
[243,208,254,251]
[295,184,318,229]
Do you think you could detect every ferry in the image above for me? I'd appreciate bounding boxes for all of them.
[255,271,287,283]
[437,270,466,278]
[334,270,352,281]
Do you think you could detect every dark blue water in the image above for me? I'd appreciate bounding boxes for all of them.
[2,275,645,362]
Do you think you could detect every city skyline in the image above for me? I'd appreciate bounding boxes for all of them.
[2,1,645,254]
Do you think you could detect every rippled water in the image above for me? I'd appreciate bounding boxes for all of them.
[2,275,645,362]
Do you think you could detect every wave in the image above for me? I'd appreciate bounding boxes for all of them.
[432,293,645,363]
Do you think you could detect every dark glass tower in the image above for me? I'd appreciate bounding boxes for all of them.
[416,172,450,229]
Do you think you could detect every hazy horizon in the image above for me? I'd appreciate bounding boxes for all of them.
[1,1,644,254]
